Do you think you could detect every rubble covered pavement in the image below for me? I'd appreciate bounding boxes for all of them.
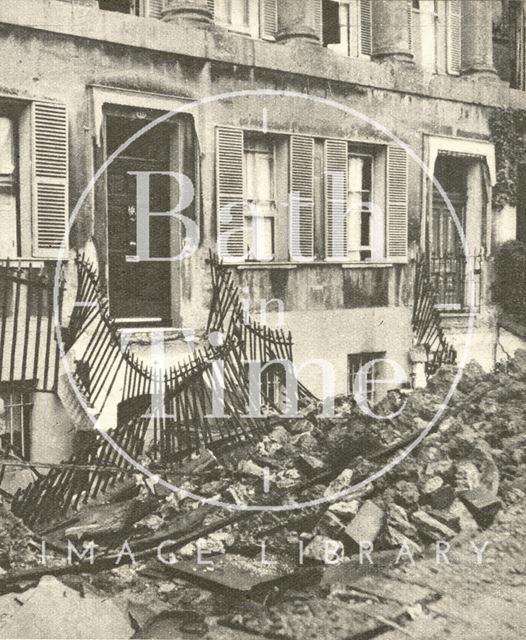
[1,353,526,638]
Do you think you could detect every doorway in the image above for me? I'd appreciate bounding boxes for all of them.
[106,115,172,325]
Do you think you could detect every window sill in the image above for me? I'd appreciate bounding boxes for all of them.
[0,259,47,268]
[341,262,393,269]
[227,261,395,270]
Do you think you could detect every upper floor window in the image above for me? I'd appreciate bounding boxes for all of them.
[98,0,138,13]
[323,0,373,57]
[409,0,461,74]
[210,0,277,39]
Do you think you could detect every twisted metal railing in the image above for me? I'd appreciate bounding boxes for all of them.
[412,255,457,376]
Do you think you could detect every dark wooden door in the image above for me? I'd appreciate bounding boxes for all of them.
[107,156,171,324]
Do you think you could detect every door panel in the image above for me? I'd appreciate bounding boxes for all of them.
[107,154,171,324]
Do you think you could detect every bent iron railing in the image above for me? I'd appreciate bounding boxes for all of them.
[0,261,64,392]
[430,251,483,312]
[11,252,315,527]
[412,256,457,377]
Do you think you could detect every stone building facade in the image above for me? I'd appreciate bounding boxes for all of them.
[0,0,522,464]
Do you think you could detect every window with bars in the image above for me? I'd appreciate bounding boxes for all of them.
[0,389,33,460]
[322,0,372,58]
[348,352,385,406]
[244,135,276,261]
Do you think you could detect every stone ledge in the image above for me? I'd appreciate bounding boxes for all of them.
[0,0,522,111]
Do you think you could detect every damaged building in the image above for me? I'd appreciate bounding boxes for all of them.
[1,2,526,638]
[0,0,522,466]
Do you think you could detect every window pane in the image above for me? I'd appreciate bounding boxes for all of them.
[0,116,18,258]
[246,215,273,261]
[0,118,15,175]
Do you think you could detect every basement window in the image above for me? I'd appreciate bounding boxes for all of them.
[0,388,33,460]
[348,352,386,406]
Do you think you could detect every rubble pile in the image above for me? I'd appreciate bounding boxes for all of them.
[1,353,526,637]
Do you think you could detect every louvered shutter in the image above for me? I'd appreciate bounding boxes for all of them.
[145,0,164,19]
[325,140,348,259]
[386,146,408,262]
[447,0,461,74]
[407,0,413,53]
[207,0,215,19]
[261,0,278,40]
[31,101,68,259]
[290,136,315,260]
[314,0,323,43]
[359,0,372,56]
[216,128,244,260]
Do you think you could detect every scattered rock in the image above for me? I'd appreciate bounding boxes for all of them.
[346,500,385,545]
[411,510,456,541]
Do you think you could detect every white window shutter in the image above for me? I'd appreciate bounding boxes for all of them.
[386,145,408,262]
[207,0,215,19]
[314,0,323,43]
[261,0,278,40]
[290,136,315,260]
[216,128,244,260]
[145,0,164,19]
[359,0,372,56]
[31,101,69,259]
[447,0,461,74]
[325,140,348,259]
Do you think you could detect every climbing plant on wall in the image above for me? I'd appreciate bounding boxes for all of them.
[489,107,526,210]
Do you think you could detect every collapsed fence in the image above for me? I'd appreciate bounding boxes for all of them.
[10,252,315,528]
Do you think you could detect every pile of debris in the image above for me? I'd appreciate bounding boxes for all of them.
[1,352,526,637]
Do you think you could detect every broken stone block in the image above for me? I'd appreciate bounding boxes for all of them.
[386,504,418,539]
[455,461,481,493]
[394,481,420,511]
[295,454,326,477]
[345,500,384,545]
[324,469,354,499]
[411,510,456,541]
[328,500,361,522]
[459,488,502,526]
[421,477,455,510]
[384,526,422,556]
[269,426,291,445]
[427,509,461,533]
[292,431,319,454]
[238,459,266,478]
[447,499,479,532]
